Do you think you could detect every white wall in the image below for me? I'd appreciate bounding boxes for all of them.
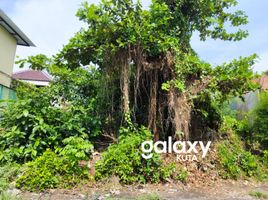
[0,26,17,87]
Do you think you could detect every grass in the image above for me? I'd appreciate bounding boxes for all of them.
[106,193,161,200]
[249,191,268,199]
[0,163,20,192]
[0,192,21,200]
[137,193,160,200]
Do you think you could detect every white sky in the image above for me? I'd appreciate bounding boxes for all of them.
[0,0,267,73]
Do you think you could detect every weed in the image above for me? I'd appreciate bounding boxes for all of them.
[249,191,268,199]
[0,192,21,200]
[0,164,20,192]
[16,149,89,191]
[95,127,165,184]
[137,193,160,200]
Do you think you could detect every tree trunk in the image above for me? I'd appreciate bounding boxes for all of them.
[167,87,191,140]
[148,70,159,141]
[120,54,130,117]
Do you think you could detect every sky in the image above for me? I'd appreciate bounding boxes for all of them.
[0,0,267,72]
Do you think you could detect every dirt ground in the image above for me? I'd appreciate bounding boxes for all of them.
[16,179,268,200]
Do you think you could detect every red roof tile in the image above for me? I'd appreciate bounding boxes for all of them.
[254,75,268,90]
[12,70,52,82]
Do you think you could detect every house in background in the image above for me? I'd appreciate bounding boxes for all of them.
[13,70,52,87]
[256,75,268,90]
[0,9,35,100]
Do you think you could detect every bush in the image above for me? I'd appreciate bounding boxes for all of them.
[218,138,263,179]
[0,82,99,163]
[95,126,166,184]
[251,91,268,150]
[160,163,188,183]
[57,136,93,166]
[263,151,268,166]
[0,164,20,192]
[16,149,89,191]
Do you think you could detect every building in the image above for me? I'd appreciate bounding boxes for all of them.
[0,9,35,99]
[255,75,268,90]
[12,70,51,87]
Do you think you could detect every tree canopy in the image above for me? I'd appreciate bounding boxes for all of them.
[17,0,258,141]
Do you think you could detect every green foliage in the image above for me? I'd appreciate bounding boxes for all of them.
[0,164,20,192]
[0,0,262,189]
[262,70,268,76]
[174,168,188,183]
[210,55,258,102]
[0,192,21,200]
[57,136,93,166]
[219,115,245,135]
[160,163,188,183]
[251,91,268,149]
[16,54,51,70]
[60,0,257,140]
[16,149,89,191]
[137,193,160,200]
[249,191,268,199]
[73,0,249,61]
[217,114,267,180]
[0,67,100,163]
[95,127,165,184]
[218,142,241,179]
[263,151,268,166]
[218,136,263,179]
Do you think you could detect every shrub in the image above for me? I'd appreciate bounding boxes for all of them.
[95,126,166,184]
[0,164,20,192]
[173,168,188,183]
[251,91,268,150]
[16,149,89,191]
[0,82,99,163]
[217,138,262,179]
[57,136,93,166]
[263,151,268,166]
[160,163,188,183]
[219,115,247,137]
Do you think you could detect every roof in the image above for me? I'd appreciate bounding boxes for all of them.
[12,70,52,82]
[0,9,35,47]
[254,75,268,90]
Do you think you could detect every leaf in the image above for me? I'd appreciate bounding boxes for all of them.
[23,110,29,117]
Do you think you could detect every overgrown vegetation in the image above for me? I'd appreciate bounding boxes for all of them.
[249,191,268,199]
[0,192,21,200]
[0,67,100,164]
[217,115,267,179]
[250,92,268,150]
[16,149,89,191]
[218,139,262,179]
[95,126,165,184]
[0,68,97,190]
[0,0,267,193]
[62,0,257,141]
[0,164,20,192]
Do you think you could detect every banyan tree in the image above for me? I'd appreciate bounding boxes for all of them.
[54,0,257,141]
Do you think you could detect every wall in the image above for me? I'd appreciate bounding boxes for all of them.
[0,26,17,87]
[0,84,16,100]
